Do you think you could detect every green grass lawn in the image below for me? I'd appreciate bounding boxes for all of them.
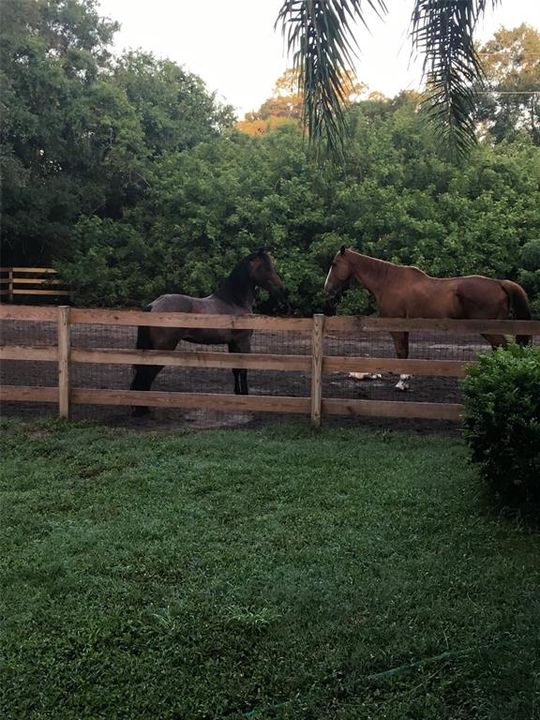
[1,418,538,720]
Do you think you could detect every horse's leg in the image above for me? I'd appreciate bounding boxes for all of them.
[390,331,411,391]
[228,348,246,394]
[231,368,242,395]
[130,326,179,416]
[228,350,248,395]
[228,334,251,395]
[481,334,508,350]
[228,340,242,395]
[239,369,248,395]
[131,364,164,416]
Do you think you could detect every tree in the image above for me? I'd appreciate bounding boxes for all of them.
[112,52,235,156]
[236,67,365,136]
[251,68,305,121]
[58,98,540,313]
[235,115,297,137]
[276,0,503,156]
[0,0,126,262]
[475,24,540,144]
[0,0,235,264]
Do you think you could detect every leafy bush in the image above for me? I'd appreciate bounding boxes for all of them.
[461,344,540,504]
[518,239,540,319]
[55,217,159,307]
[52,108,540,312]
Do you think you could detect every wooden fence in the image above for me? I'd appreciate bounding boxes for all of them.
[0,267,70,302]
[1,305,539,426]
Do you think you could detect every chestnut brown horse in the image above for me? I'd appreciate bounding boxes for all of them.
[324,246,531,390]
[131,249,287,414]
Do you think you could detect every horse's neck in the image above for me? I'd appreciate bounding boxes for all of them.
[240,284,255,310]
[215,271,255,309]
[349,252,389,297]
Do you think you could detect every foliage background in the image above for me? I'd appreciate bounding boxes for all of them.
[462,343,540,504]
[1,2,539,316]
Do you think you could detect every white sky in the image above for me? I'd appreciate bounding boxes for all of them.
[97,0,540,118]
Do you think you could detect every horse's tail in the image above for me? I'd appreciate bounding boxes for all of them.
[135,305,153,350]
[500,280,532,345]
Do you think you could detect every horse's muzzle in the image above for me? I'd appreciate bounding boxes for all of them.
[324,303,337,317]
[273,284,292,314]
[323,293,338,316]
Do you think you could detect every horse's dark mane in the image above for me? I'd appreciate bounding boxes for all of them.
[214,251,268,307]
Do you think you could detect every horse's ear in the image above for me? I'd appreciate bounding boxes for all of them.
[340,245,346,256]
[257,247,266,257]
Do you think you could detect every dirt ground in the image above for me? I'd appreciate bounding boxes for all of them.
[0,318,519,433]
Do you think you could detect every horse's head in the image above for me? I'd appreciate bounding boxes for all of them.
[324,246,353,312]
[249,248,288,301]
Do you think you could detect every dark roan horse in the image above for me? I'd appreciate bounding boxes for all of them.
[324,246,532,390]
[131,249,287,414]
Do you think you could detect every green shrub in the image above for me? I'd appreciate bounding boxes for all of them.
[518,239,540,320]
[461,344,540,505]
[520,239,540,272]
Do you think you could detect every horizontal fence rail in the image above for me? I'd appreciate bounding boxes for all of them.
[324,315,539,335]
[1,305,539,426]
[0,267,70,302]
[2,304,539,335]
[69,307,313,331]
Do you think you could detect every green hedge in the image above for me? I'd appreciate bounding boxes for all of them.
[461,344,540,505]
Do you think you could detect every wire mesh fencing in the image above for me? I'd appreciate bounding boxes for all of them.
[1,308,538,430]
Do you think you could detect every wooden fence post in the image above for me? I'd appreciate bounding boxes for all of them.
[57,305,71,418]
[310,313,325,428]
[8,268,14,303]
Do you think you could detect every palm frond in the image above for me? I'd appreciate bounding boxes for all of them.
[411,0,501,157]
[276,1,387,157]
